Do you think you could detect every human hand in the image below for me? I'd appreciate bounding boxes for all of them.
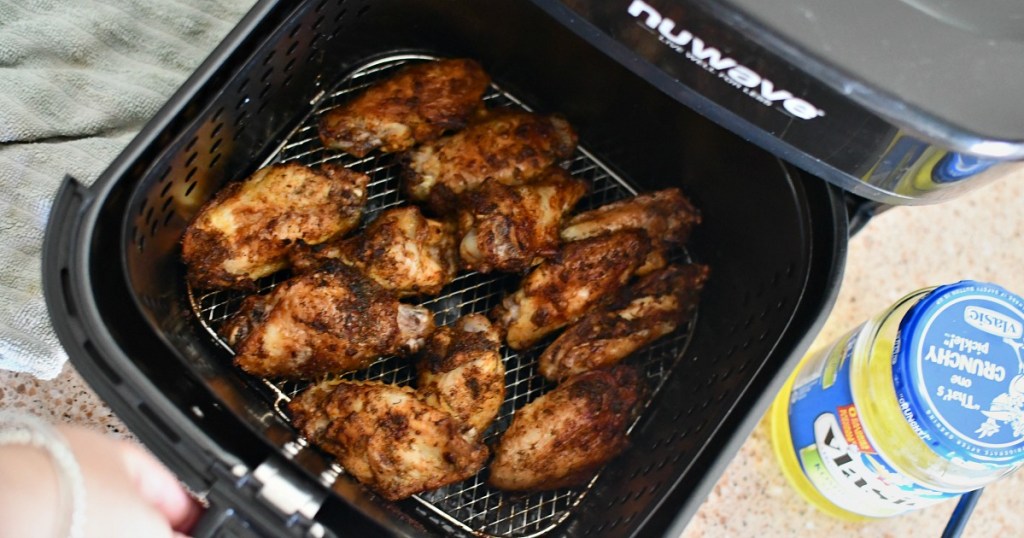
[0,424,202,538]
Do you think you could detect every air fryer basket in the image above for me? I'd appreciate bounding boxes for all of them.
[42,1,847,537]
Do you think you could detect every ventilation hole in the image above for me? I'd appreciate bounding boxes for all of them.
[137,234,146,251]
[256,100,270,114]
[286,41,299,56]
[160,181,173,197]
[310,33,323,48]
[357,5,370,16]
[144,206,154,224]
[283,74,293,87]
[185,167,198,182]
[210,153,222,168]
[137,198,148,216]
[334,8,347,23]
[184,181,198,198]
[260,67,274,83]
[161,197,173,212]
[236,96,249,110]
[258,84,272,100]
[185,135,199,152]
[211,122,224,138]
[315,0,328,12]
[238,77,251,93]
[211,106,225,122]
[632,486,647,502]
[759,306,770,320]
[149,219,158,237]
[289,24,302,39]
[163,211,175,226]
[758,330,768,342]
[607,516,623,530]
[210,138,223,155]
[313,14,326,29]
[263,49,276,65]
[284,57,297,72]
[185,151,198,168]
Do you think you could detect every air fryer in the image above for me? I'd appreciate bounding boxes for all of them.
[46,0,1021,536]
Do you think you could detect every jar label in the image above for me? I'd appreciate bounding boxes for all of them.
[897,283,1024,463]
[789,332,957,517]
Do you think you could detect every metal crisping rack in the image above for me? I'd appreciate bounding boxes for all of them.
[187,54,697,538]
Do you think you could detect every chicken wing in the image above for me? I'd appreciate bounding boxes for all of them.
[417,315,504,442]
[290,205,457,297]
[560,188,701,275]
[318,58,490,158]
[226,265,434,379]
[458,167,588,273]
[289,379,489,501]
[403,109,578,212]
[492,229,651,350]
[539,264,709,381]
[182,163,368,290]
[488,365,643,492]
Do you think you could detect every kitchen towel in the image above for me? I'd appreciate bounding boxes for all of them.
[0,0,256,379]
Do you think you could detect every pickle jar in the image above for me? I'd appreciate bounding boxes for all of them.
[771,280,1024,519]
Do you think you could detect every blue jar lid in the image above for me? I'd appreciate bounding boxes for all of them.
[893,281,1024,465]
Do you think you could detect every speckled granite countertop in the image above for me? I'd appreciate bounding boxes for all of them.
[2,167,1022,536]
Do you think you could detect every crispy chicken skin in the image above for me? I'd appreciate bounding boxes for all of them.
[417,315,505,442]
[488,365,643,492]
[181,163,369,290]
[492,230,651,350]
[318,58,490,158]
[403,109,578,212]
[290,206,457,297]
[458,167,588,273]
[289,380,489,501]
[226,265,434,379]
[560,188,701,275]
[539,264,709,381]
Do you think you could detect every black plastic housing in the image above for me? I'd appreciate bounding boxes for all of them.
[43,1,848,536]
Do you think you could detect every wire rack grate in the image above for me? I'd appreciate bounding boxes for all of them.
[187,54,695,538]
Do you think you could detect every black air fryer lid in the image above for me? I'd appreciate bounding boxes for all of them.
[543,0,1024,204]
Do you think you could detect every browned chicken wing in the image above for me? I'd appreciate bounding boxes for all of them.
[289,379,489,501]
[225,265,434,379]
[290,205,457,297]
[492,230,651,350]
[181,163,368,290]
[458,167,588,273]
[318,58,490,157]
[539,264,709,381]
[403,109,578,212]
[417,314,505,442]
[560,188,701,275]
[488,365,643,492]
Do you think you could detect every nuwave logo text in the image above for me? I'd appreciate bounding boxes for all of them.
[627,0,825,120]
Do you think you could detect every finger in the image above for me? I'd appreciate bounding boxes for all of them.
[119,441,203,532]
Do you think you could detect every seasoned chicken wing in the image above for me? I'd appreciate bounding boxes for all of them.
[181,163,368,290]
[290,206,457,297]
[289,380,488,501]
[318,58,490,157]
[492,230,651,350]
[403,109,578,212]
[458,167,588,273]
[488,365,643,492]
[225,265,434,379]
[417,315,504,442]
[539,264,709,381]
[560,188,701,275]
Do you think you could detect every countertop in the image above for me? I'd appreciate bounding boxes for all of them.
[2,168,1023,536]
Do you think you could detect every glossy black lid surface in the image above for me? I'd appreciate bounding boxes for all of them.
[716,0,1024,156]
